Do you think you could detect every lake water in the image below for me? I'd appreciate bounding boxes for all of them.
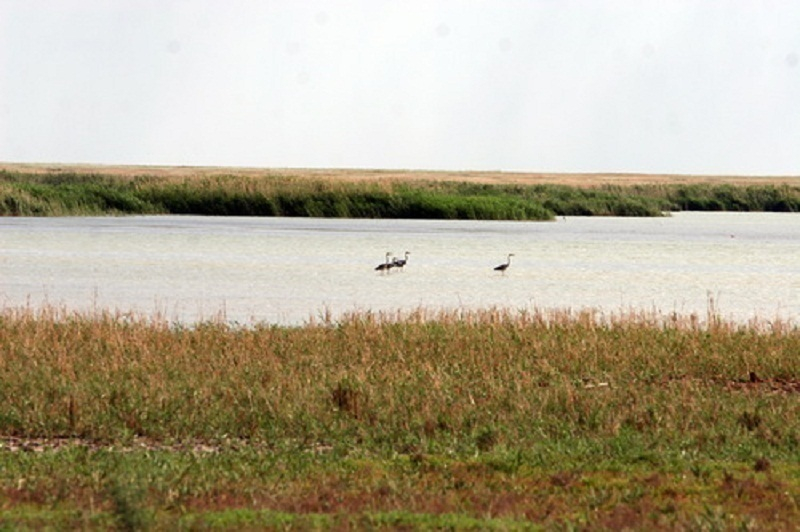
[1,212,798,325]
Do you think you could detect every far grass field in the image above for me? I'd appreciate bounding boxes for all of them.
[0,306,798,529]
[2,163,799,218]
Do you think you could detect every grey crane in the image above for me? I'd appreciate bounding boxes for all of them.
[494,253,514,273]
[375,252,394,272]
[392,251,410,269]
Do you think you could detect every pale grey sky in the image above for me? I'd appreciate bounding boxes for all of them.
[1,1,798,175]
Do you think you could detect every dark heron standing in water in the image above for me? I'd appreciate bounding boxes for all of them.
[392,251,410,269]
[494,253,514,273]
[375,252,394,272]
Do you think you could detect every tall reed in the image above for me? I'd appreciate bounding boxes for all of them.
[5,170,798,218]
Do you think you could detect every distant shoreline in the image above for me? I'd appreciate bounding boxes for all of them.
[3,163,799,218]
[2,162,798,187]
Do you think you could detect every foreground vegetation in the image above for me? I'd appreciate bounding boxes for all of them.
[2,169,799,219]
[0,306,798,529]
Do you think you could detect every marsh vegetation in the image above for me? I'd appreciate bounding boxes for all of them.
[0,307,798,528]
[2,169,799,219]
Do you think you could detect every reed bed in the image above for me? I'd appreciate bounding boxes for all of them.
[1,305,798,528]
[3,169,799,218]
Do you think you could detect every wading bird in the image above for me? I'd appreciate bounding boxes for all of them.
[375,252,394,272]
[494,253,514,273]
[392,251,410,269]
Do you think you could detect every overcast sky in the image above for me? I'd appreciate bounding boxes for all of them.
[1,1,798,175]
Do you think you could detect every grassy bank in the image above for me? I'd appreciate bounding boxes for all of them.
[1,306,798,528]
[3,169,799,219]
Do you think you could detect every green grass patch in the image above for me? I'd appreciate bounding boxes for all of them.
[1,446,797,529]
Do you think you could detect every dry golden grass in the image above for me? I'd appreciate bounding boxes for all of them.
[3,161,798,187]
[1,305,797,448]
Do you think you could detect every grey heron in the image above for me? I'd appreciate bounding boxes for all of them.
[494,253,514,273]
[375,252,394,272]
[392,251,410,269]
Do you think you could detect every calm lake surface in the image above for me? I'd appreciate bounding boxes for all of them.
[1,212,798,325]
